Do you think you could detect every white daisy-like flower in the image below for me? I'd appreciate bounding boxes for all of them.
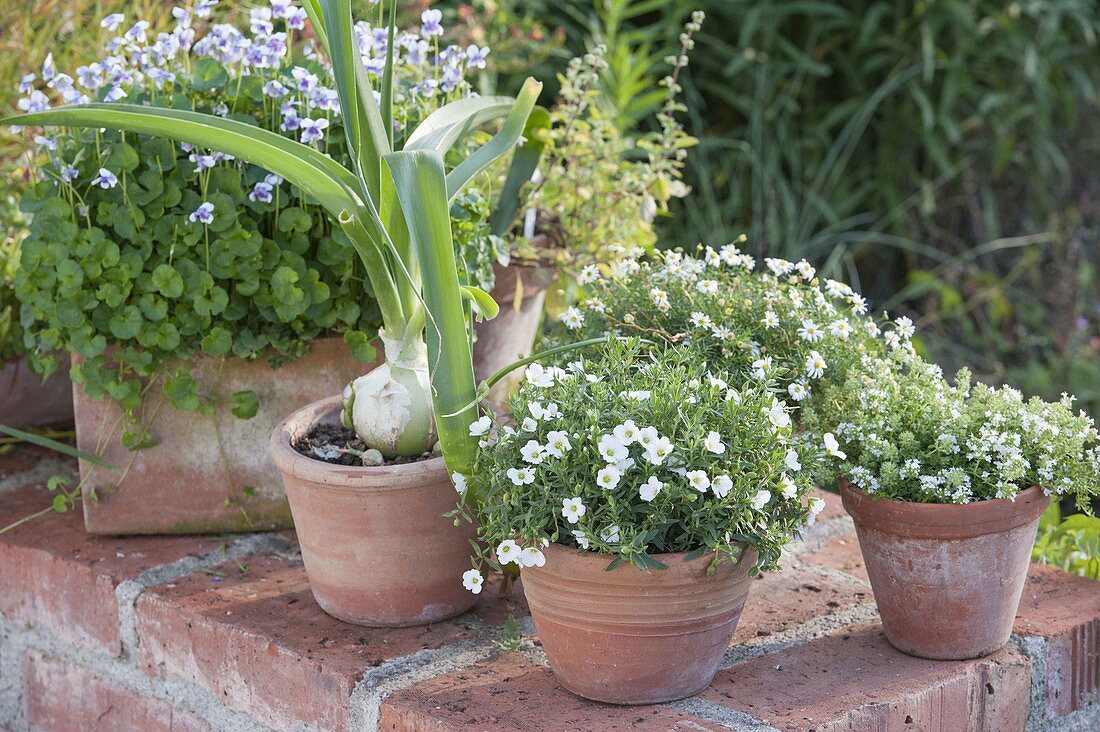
[778,473,798,499]
[828,320,853,340]
[686,470,710,492]
[690,311,713,330]
[697,279,719,295]
[597,465,622,489]
[561,497,586,524]
[469,416,492,436]
[643,436,674,465]
[797,319,824,343]
[763,311,780,329]
[507,467,535,485]
[711,474,733,498]
[640,476,664,502]
[496,539,522,565]
[795,259,816,280]
[751,489,772,510]
[462,568,484,594]
[572,530,590,549]
[823,432,847,459]
[704,431,726,455]
[613,420,640,445]
[545,430,572,457]
[785,449,802,472]
[597,434,629,463]
[518,547,547,568]
[806,351,827,379]
[788,382,809,401]
[751,357,773,380]
[560,307,585,330]
[521,440,547,464]
[650,287,671,312]
[894,315,915,338]
[578,264,600,285]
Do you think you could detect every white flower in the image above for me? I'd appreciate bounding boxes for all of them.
[785,449,802,472]
[828,320,853,340]
[601,524,621,543]
[643,436,674,465]
[496,540,522,565]
[542,402,562,420]
[806,495,827,524]
[894,315,916,338]
[637,426,659,449]
[690,311,713,330]
[766,398,792,430]
[561,497,586,524]
[704,431,726,455]
[469,416,492,436]
[797,319,824,343]
[787,382,809,401]
[650,288,670,312]
[640,476,664,502]
[507,467,535,486]
[452,472,467,496]
[528,402,546,420]
[521,440,547,464]
[578,264,601,285]
[751,489,772,510]
[711,474,733,498]
[545,430,572,457]
[697,279,719,295]
[560,307,585,330]
[462,569,484,594]
[572,530,590,549]
[597,465,622,489]
[823,432,847,459]
[751,357,773,380]
[795,259,816,280]
[762,311,780,329]
[519,547,546,568]
[805,351,827,379]
[597,434,629,463]
[613,420,640,445]
[708,376,728,390]
[778,474,798,499]
[521,416,539,432]
[621,390,651,401]
[686,470,710,492]
[525,363,555,388]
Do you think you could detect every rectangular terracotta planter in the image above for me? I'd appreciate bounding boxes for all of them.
[74,338,378,535]
[0,356,74,428]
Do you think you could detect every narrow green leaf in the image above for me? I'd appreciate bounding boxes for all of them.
[490,105,550,237]
[404,96,519,154]
[0,423,117,470]
[459,285,499,322]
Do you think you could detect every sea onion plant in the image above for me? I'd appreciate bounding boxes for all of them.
[4,0,543,476]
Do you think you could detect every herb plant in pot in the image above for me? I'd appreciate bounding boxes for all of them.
[806,351,1100,660]
[462,339,834,703]
[8,3,520,533]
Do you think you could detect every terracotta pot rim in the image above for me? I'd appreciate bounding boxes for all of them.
[536,541,756,572]
[839,478,1050,539]
[269,395,447,491]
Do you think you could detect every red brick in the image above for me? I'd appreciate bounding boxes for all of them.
[379,656,727,731]
[0,484,219,655]
[1015,562,1100,716]
[700,624,1031,731]
[135,555,525,731]
[811,487,847,523]
[735,563,870,643]
[23,650,210,732]
[800,531,868,582]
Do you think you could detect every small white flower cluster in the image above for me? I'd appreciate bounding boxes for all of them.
[460,339,836,590]
[808,349,1100,505]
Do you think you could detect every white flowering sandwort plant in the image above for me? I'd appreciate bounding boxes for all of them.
[5,0,544,475]
[804,349,1100,508]
[455,338,840,593]
[562,242,918,423]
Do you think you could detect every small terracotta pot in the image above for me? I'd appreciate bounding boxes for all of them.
[0,356,73,428]
[473,262,555,407]
[840,478,1050,660]
[270,396,478,627]
[521,542,758,704]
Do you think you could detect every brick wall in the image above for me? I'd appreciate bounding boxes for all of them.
[0,444,1096,731]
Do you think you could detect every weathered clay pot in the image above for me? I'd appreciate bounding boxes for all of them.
[269,395,478,627]
[473,262,554,406]
[840,478,1050,660]
[522,542,758,704]
[75,338,377,535]
[0,357,73,428]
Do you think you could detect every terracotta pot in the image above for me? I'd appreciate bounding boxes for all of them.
[840,478,1050,660]
[75,338,377,535]
[0,356,73,428]
[473,262,554,406]
[270,396,478,626]
[522,542,758,704]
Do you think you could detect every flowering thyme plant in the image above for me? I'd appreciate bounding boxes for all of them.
[804,350,1100,508]
[559,242,914,424]
[456,339,837,594]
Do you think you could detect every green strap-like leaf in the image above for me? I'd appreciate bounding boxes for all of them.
[301,0,329,54]
[404,95,520,154]
[383,149,478,475]
[0,423,116,470]
[2,105,363,219]
[459,285,500,322]
[490,105,550,237]
[445,78,542,201]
